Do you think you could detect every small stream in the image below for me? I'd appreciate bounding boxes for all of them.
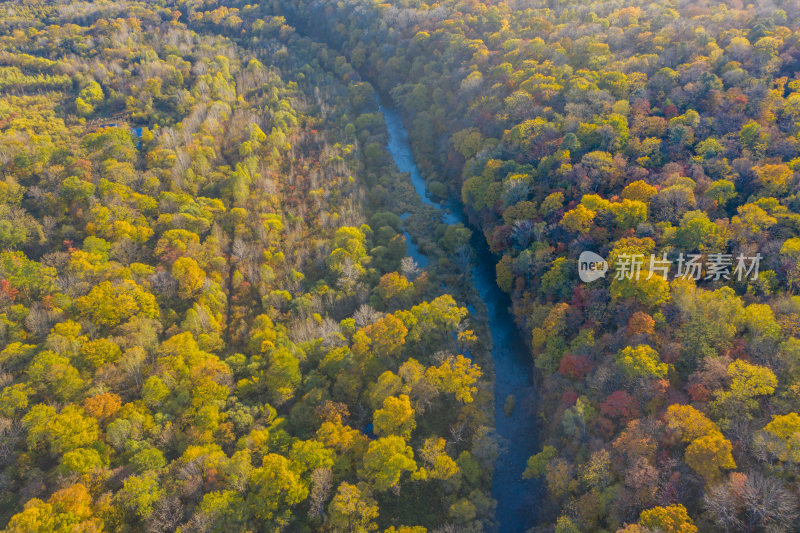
[381,103,540,532]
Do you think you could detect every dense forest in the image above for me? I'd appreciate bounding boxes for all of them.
[0,2,498,532]
[255,0,800,531]
[3,0,800,532]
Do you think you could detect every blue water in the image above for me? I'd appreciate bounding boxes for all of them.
[401,229,429,269]
[380,102,540,532]
[381,105,461,226]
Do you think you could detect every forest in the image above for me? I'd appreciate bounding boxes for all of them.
[0,1,495,532]
[2,0,800,532]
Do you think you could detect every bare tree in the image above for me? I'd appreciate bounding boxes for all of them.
[705,471,799,532]
[308,467,333,522]
[146,496,184,533]
[400,256,421,281]
[353,304,382,328]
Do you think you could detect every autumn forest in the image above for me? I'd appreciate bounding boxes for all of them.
[1,0,800,532]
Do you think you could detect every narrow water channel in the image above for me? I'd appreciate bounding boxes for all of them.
[380,102,540,532]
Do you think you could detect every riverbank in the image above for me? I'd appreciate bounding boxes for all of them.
[380,97,540,533]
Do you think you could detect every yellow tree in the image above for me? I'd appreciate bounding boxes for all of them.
[373,394,416,438]
[684,433,736,483]
[621,504,698,533]
[359,436,416,492]
[327,482,379,533]
[760,413,800,463]
[5,484,103,532]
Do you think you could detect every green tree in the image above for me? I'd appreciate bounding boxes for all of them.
[523,445,557,479]
[118,471,163,520]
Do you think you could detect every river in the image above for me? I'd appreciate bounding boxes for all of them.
[381,102,540,532]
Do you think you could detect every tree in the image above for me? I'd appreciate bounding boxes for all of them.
[60,176,96,206]
[760,413,800,463]
[560,204,595,233]
[308,468,333,522]
[0,251,56,299]
[664,404,719,443]
[496,255,514,293]
[611,199,648,230]
[627,312,655,337]
[523,445,557,479]
[599,391,640,434]
[141,376,170,408]
[705,472,798,532]
[59,447,104,475]
[78,338,122,369]
[610,273,670,309]
[425,354,481,403]
[289,439,335,475]
[541,257,572,299]
[540,192,564,216]
[5,483,103,532]
[732,204,777,234]
[264,347,301,406]
[705,180,736,206]
[621,180,657,202]
[712,359,777,423]
[83,392,122,420]
[247,454,308,528]
[579,449,611,490]
[674,211,722,251]
[118,471,163,520]
[23,404,99,456]
[663,403,736,481]
[0,383,29,417]
[359,436,416,491]
[375,272,413,308]
[558,354,592,380]
[76,280,159,328]
[172,256,206,299]
[82,127,137,163]
[198,490,248,532]
[628,504,698,533]
[754,163,792,194]
[615,345,669,380]
[26,350,84,401]
[327,482,378,533]
[412,437,459,481]
[76,81,103,116]
[373,395,416,438]
[739,121,767,156]
[672,285,745,361]
[684,433,736,483]
[353,314,408,363]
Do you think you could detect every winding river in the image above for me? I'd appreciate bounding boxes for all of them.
[381,102,540,532]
